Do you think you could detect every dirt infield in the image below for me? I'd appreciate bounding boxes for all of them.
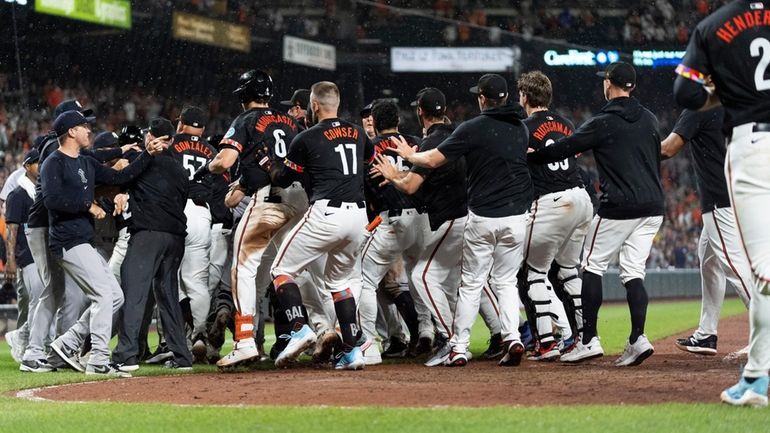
[31,314,749,407]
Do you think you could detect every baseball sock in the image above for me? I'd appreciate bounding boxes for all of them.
[273,275,307,330]
[624,278,648,344]
[581,271,603,343]
[392,291,419,339]
[332,288,359,350]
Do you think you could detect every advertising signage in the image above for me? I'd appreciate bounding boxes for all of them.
[35,0,131,29]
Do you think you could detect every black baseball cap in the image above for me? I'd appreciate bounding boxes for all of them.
[281,89,310,107]
[148,117,175,138]
[32,135,48,152]
[360,101,374,118]
[53,110,94,137]
[93,131,119,150]
[23,148,40,165]
[54,99,94,118]
[179,106,208,128]
[410,88,446,116]
[470,74,508,99]
[597,62,636,89]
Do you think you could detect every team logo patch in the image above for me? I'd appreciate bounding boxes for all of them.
[224,127,235,138]
[77,168,87,184]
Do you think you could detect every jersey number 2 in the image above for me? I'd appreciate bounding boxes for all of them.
[334,144,358,175]
[751,37,770,91]
[183,154,208,181]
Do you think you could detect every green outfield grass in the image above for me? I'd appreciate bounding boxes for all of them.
[1,298,768,433]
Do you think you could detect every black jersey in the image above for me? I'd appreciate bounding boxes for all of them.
[672,107,732,211]
[368,132,422,212]
[436,103,533,218]
[281,118,373,203]
[523,111,583,198]
[529,97,664,220]
[679,0,770,129]
[412,123,468,231]
[170,133,217,202]
[221,107,299,192]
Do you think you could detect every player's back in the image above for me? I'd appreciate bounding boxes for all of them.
[221,107,299,193]
[683,1,770,128]
[524,110,582,198]
[285,117,372,204]
[171,133,216,202]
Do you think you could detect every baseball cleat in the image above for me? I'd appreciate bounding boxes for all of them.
[114,362,140,373]
[85,363,132,378]
[410,335,434,357]
[312,330,339,365]
[499,340,525,367]
[274,324,317,368]
[208,308,230,349]
[334,346,365,370]
[145,345,173,364]
[526,341,561,361]
[381,337,409,358]
[192,338,207,364]
[721,376,769,407]
[5,330,22,363]
[363,342,382,366]
[675,334,717,356]
[163,359,193,371]
[444,350,468,367]
[425,340,452,367]
[217,340,261,368]
[615,335,654,367]
[558,336,577,354]
[19,359,56,373]
[50,339,86,373]
[482,333,504,359]
[560,336,604,363]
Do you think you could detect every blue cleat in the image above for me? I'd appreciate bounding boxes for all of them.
[334,346,365,370]
[274,324,317,368]
[721,376,769,407]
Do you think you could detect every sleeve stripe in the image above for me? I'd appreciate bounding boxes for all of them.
[220,138,243,152]
[284,158,304,173]
[675,64,706,85]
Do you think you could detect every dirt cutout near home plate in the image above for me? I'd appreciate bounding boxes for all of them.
[31,313,750,407]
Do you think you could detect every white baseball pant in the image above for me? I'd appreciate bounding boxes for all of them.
[208,223,230,295]
[480,285,503,335]
[360,210,429,343]
[108,227,130,282]
[271,200,368,295]
[409,216,466,339]
[14,263,46,354]
[179,199,212,340]
[450,211,528,354]
[725,124,770,378]
[524,187,593,343]
[694,207,752,339]
[582,215,663,282]
[232,184,303,342]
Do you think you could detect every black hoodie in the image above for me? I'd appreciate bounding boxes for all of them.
[437,102,533,217]
[529,97,664,219]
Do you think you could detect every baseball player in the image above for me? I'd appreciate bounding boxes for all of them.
[674,0,770,407]
[265,81,373,370]
[392,74,532,367]
[22,100,133,371]
[517,71,593,360]
[372,87,469,366]
[170,106,217,361]
[194,70,303,367]
[360,99,432,360]
[40,110,161,377]
[361,102,376,140]
[4,149,44,363]
[661,107,751,356]
[529,62,664,367]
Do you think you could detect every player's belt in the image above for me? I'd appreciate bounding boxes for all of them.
[387,207,427,217]
[327,200,364,209]
[729,122,770,141]
[264,195,282,204]
[753,123,770,133]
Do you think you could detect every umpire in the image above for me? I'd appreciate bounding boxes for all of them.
[528,62,664,367]
[111,118,193,371]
